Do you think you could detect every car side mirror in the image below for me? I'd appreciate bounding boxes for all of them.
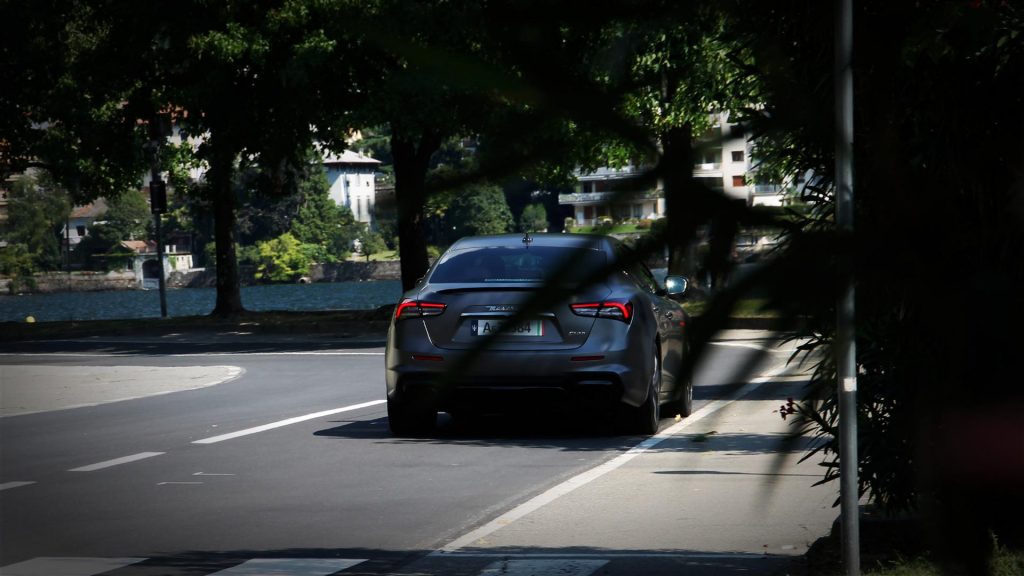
[664,275,688,299]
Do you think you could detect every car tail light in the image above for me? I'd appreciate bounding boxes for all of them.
[394,299,447,320]
[570,300,633,323]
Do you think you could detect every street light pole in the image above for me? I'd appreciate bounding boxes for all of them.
[835,0,860,574]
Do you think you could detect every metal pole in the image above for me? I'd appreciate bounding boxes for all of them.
[153,203,168,318]
[148,116,168,318]
[835,0,860,574]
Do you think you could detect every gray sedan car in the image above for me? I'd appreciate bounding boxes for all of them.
[385,233,691,435]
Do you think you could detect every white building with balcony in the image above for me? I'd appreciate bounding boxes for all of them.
[560,112,787,225]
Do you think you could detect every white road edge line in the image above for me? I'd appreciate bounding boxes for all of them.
[208,558,367,575]
[193,400,387,444]
[0,556,148,576]
[69,452,165,472]
[0,481,36,491]
[0,365,245,419]
[431,364,791,556]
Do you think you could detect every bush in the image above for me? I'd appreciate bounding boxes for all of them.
[254,233,311,282]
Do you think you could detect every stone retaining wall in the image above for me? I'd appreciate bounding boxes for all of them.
[2,261,404,294]
[0,271,138,294]
[162,261,404,289]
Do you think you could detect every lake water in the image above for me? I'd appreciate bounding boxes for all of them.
[0,280,404,323]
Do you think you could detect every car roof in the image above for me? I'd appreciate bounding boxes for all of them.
[448,233,617,252]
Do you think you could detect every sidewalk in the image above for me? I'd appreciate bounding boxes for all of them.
[414,371,835,575]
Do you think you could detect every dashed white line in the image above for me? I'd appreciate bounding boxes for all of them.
[192,400,386,444]
[208,558,367,575]
[0,556,147,576]
[0,481,36,491]
[68,452,165,472]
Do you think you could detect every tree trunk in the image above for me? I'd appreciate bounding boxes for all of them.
[391,129,442,292]
[208,140,244,317]
[660,124,695,277]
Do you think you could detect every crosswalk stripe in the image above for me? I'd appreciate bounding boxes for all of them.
[207,558,367,575]
[0,557,147,576]
[480,559,608,576]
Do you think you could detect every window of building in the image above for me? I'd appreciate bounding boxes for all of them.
[694,176,724,192]
[699,149,721,165]
[76,225,87,237]
[731,150,744,162]
[732,175,746,187]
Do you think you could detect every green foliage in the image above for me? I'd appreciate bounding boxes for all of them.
[254,233,311,283]
[288,163,358,262]
[716,1,1024,567]
[357,230,387,262]
[519,203,548,232]
[4,174,70,272]
[0,243,38,293]
[87,191,151,247]
[447,183,513,240]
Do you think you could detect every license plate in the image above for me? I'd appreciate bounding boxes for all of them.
[471,319,544,337]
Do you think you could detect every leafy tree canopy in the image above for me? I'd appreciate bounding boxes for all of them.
[447,182,514,240]
[3,173,70,272]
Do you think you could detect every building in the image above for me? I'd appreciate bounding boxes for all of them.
[61,198,109,249]
[322,150,381,228]
[560,112,788,226]
[119,240,193,290]
[559,165,663,226]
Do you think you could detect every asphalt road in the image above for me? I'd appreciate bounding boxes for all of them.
[0,331,835,576]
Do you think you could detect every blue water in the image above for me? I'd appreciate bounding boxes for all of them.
[0,281,403,323]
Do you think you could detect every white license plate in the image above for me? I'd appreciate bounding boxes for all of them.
[472,319,544,337]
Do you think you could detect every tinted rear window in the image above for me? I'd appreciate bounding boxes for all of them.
[429,246,608,284]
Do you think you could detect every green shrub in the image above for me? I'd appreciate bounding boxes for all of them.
[254,233,311,282]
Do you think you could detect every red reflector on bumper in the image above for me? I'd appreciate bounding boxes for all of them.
[571,355,605,362]
[412,355,444,362]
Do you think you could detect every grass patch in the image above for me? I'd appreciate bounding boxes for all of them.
[350,250,399,261]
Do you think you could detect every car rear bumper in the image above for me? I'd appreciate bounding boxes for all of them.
[385,345,646,411]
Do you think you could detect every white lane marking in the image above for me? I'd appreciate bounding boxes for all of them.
[157,482,203,486]
[433,365,790,555]
[193,400,386,444]
[449,552,785,559]
[193,472,235,476]
[0,557,147,576]
[481,559,608,576]
[208,558,367,575]
[0,481,36,491]
[68,452,164,472]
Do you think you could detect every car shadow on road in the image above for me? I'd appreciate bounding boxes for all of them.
[313,413,817,457]
[314,413,645,452]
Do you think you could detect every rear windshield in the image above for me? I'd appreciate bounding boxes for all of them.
[429,246,608,284]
